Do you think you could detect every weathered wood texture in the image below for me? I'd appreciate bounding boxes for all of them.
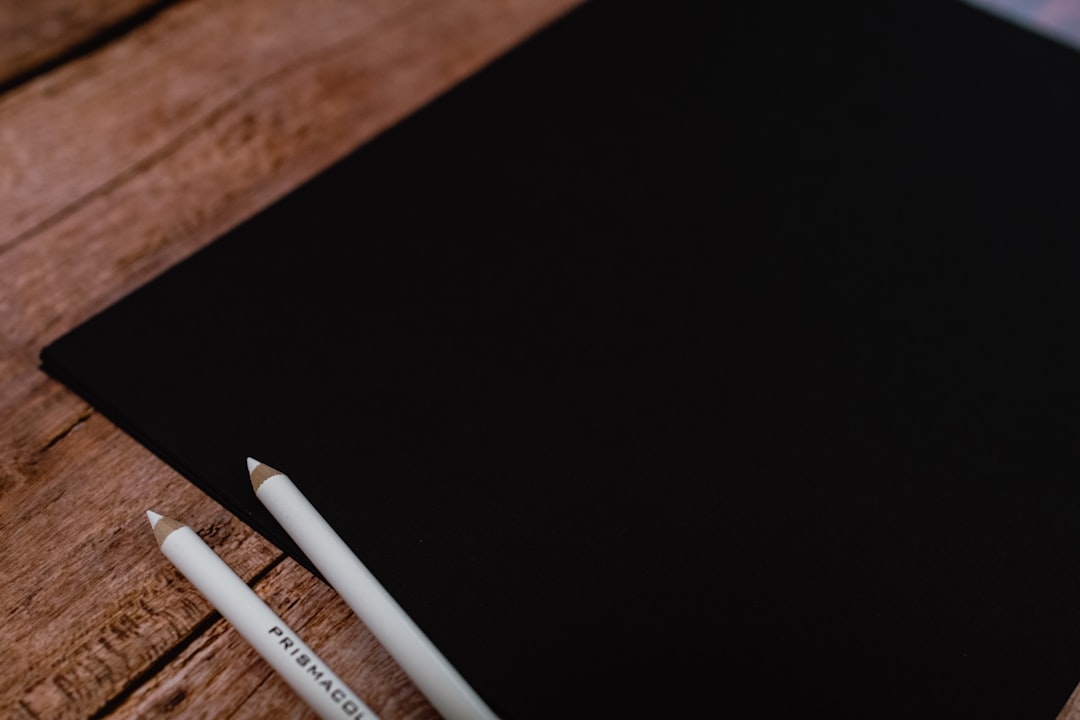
[0,0,168,88]
[0,0,581,716]
[1061,687,1080,720]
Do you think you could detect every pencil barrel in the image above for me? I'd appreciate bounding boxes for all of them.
[160,525,375,720]
[256,472,496,720]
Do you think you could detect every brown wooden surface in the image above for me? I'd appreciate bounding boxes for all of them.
[0,0,167,87]
[0,0,580,717]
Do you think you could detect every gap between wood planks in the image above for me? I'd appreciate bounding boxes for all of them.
[85,556,286,720]
[0,1,182,96]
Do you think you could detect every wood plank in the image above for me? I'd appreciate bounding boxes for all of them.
[2,0,402,254]
[0,0,578,261]
[0,0,581,716]
[1060,687,1080,720]
[0,0,165,88]
[0,0,582,351]
[0,412,282,719]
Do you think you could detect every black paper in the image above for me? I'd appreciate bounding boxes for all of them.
[41,1,1080,717]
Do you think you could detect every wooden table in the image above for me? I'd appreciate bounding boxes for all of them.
[0,1,579,716]
[7,2,1080,718]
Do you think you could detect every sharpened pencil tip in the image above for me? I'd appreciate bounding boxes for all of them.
[147,511,185,546]
[248,458,284,493]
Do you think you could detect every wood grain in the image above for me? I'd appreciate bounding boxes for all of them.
[1061,687,1080,720]
[0,414,283,719]
[0,0,167,88]
[0,0,580,345]
[0,0,581,716]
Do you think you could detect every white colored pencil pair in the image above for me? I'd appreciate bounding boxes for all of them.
[148,458,497,720]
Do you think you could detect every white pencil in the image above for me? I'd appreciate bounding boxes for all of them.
[247,458,498,720]
[146,510,378,720]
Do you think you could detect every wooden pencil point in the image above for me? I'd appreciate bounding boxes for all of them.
[147,511,185,547]
[248,459,282,492]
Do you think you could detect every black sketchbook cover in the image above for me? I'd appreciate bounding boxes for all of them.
[40,1,1080,717]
